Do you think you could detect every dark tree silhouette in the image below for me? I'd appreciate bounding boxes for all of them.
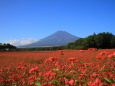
[0,43,16,51]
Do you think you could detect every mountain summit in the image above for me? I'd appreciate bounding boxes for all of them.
[19,31,80,47]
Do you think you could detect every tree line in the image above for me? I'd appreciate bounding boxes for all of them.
[0,43,16,51]
[67,32,115,50]
[16,46,65,51]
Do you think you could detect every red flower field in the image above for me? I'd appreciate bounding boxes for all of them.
[0,49,115,86]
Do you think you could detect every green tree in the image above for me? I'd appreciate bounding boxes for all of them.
[110,35,115,48]
[95,32,113,48]
[83,34,97,48]
[0,43,16,51]
[67,42,75,49]
[66,32,114,50]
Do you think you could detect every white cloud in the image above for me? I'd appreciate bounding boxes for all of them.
[7,38,38,46]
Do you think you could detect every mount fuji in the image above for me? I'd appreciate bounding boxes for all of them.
[19,31,80,47]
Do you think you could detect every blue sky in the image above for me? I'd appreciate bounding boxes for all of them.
[0,0,115,46]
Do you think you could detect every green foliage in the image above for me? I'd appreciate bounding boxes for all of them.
[110,36,115,48]
[0,43,16,51]
[67,32,115,49]
[70,70,76,73]
[17,46,66,51]
[84,33,97,48]
[76,45,86,50]
[104,78,114,83]
[53,68,60,71]
[83,84,89,86]
[95,32,113,48]
[35,82,41,86]
[100,69,108,72]
[67,38,86,50]
[112,58,115,61]
[52,80,60,84]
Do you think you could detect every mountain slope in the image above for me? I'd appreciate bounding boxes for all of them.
[19,31,80,47]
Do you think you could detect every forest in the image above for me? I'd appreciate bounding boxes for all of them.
[67,32,115,50]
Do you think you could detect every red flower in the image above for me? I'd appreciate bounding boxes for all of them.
[88,78,101,86]
[79,50,86,52]
[44,57,58,63]
[108,72,115,77]
[16,66,27,71]
[38,72,43,76]
[29,66,38,74]
[82,63,92,66]
[93,78,101,85]
[88,48,98,51]
[90,72,98,78]
[98,51,108,55]
[68,57,77,62]
[96,56,106,60]
[112,83,115,86]
[68,79,74,85]
[57,50,63,53]
[57,50,64,55]
[108,52,115,58]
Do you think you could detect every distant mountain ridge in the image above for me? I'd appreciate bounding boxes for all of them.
[19,31,80,48]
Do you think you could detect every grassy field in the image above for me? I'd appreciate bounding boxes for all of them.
[0,49,115,86]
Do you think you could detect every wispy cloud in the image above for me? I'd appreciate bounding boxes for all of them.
[7,38,38,46]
